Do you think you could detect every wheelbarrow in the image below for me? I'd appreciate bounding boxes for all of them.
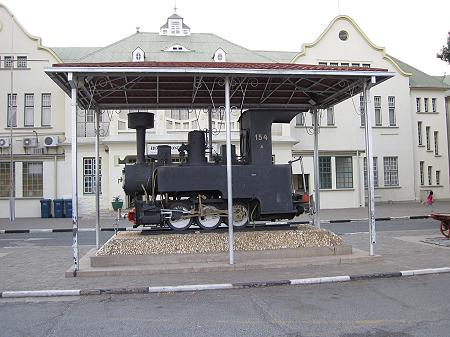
[430,213,450,238]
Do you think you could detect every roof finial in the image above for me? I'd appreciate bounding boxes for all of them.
[174,0,177,13]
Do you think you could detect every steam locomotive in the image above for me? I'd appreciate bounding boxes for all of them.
[122,109,307,230]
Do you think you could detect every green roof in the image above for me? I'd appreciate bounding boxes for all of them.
[51,47,101,63]
[253,50,298,63]
[390,56,449,89]
[64,32,274,63]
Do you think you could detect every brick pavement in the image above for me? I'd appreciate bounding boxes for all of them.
[0,200,449,294]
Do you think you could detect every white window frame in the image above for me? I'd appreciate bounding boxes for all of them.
[24,93,34,127]
[388,96,396,126]
[416,98,421,112]
[419,161,424,186]
[383,157,399,187]
[7,93,17,127]
[326,107,335,126]
[424,98,429,112]
[417,121,423,145]
[427,166,432,186]
[434,131,439,155]
[335,156,353,189]
[296,112,305,126]
[83,157,102,194]
[426,126,431,151]
[319,156,332,189]
[374,96,382,126]
[4,56,13,68]
[41,93,51,126]
[17,56,27,68]
[431,98,437,112]
[22,162,43,197]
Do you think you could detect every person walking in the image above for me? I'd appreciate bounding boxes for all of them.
[422,190,434,212]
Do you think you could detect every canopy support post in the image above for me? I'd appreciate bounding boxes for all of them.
[363,78,377,256]
[312,107,321,228]
[225,76,234,265]
[68,73,79,274]
[95,108,101,250]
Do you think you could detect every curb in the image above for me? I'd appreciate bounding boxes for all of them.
[2,266,449,299]
[0,215,432,234]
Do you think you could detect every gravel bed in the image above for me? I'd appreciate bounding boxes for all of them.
[96,225,344,256]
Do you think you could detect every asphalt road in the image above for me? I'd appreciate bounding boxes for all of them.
[0,219,438,248]
[1,273,449,337]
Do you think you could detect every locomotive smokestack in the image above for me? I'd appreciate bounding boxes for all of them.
[128,112,155,164]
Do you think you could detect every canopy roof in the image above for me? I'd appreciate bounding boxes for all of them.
[46,61,393,111]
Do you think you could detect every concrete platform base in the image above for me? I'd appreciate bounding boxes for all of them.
[65,245,382,278]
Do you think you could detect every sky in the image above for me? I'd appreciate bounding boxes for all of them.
[3,0,449,76]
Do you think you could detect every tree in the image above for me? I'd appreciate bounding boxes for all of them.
[437,31,450,64]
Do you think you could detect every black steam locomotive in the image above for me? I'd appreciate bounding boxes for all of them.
[122,109,306,230]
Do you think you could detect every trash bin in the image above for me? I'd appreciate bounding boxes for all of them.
[64,199,72,218]
[40,199,52,218]
[53,199,64,218]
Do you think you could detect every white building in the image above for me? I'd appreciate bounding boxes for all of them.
[0,4,449,217]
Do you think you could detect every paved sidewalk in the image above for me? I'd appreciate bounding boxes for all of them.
[0,200,449,297]
[0,200,448,231]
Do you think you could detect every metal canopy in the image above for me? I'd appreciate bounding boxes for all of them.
[45,61,394,272]
[46,61,393,111]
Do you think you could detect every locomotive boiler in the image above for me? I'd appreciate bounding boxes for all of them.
[122,109,306,230]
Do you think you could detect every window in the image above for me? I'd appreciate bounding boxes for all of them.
[7,93,17,127]
[434,131,439,155]
[427,166,432,185]
[351,63,360,67]
[424,98,429,112]
[340,62,349,67]
[436,171,441,185]
[360,95,365,126]
[4,56,13,68]
[24,94,34,127]
[0,162,14,197]
[166,109,189,120]
[362,64,371,68]
[326,107,334,126]
[388,96,396,126]
[17,56,27,68]
[22,162,43,197]
[426,126,431,151]
[329,62,339,66]
[318,62,328,66]
[364,157,378,188]
[374,96,381,126]
[296,112,305,126]
[419,161,424,186]
[41,93,51,126]
[417,121,423,145]
[319,157,332,189]
[383,157,399,186]
[83,157,102,194]
[416,98,421,112]
[336,156,353,188]
[431,98,437,112]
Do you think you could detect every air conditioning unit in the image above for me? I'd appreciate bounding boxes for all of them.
[0,137,10,148]
[43,135,59,147]
[23,137,38,148]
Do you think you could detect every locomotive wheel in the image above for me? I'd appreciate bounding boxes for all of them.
[167,202,193,231]
[231,203,249,228]
[440,222,450,238]
[195,205,222,230]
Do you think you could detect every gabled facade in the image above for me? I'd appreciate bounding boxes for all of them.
[0,4,67,217]
[289,16,449,206]
[0,8,449,217]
